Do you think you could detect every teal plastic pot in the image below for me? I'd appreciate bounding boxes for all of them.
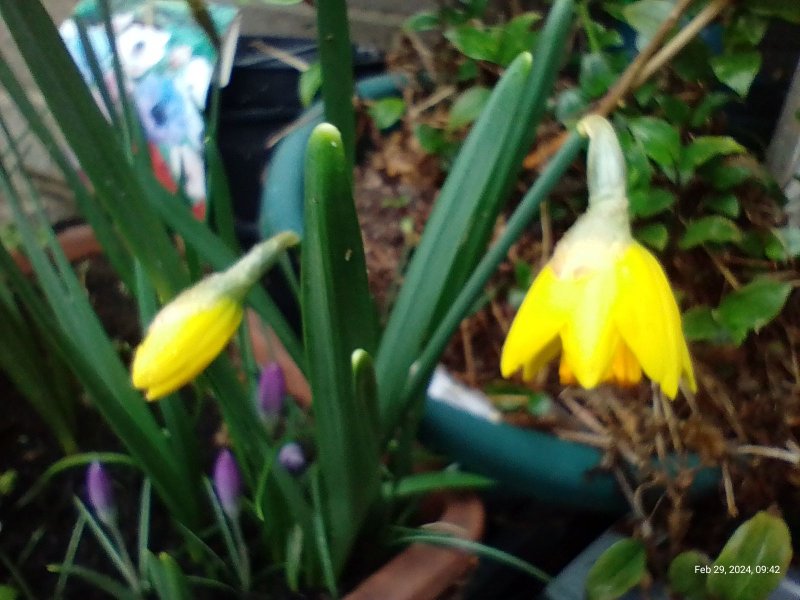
[260,73,406,239]
[259,72,720,514]
[420,399,719,513]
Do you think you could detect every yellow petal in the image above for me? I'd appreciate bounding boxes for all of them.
[607,339,642,387]
[614,243,687,398]
[559,263,620,388]
[132,293,243,400]
[501,265,570,380]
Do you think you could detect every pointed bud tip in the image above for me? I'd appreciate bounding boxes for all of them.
[213,449,241,517]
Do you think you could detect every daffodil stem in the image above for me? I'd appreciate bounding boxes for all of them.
[400,132,586,410]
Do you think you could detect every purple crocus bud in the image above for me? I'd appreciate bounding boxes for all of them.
[87,461,116,525]
[213,449,241,518]
[257,362,285,420]
[278,442,306,475]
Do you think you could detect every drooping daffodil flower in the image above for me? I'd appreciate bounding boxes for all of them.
[132,232,299,400]
[501,115,696,399]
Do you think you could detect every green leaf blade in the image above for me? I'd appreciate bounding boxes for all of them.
[302,123,381,575]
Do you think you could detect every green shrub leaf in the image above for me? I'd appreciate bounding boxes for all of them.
[622,0,674,49]
[585,538,647,600]
[682,306,732,344]
[683,137,746,180]
[580,52,616,98]
[635,223,669,252]
[629,187,676,218]
[299,62,322,107]
[404,11,439,32]
[555,88,588,125]
[715,278,792,345]
[369,97,406,130]
[679,216,742,249]
[708,512,793,600]
[668,550,710,600]
[702,193,740,218]
[628,117,681,171]
[711,51,762,97]
[448,86,492,130]
[445,25,499,62]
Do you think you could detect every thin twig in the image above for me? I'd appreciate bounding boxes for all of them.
[633,0,732,86]
[250,39,310,72]
[652,389,669,464]
[659,387,684,453]
[524,0,698,169]
[705,248,741,290]
[594,0,696,116]
[560,392,608,434]
[735,444,800,465]
[407,85,457,120]
[539,200,552,268]
[553,429,612,448]
[722,461,738,517]
[404,30,439,83]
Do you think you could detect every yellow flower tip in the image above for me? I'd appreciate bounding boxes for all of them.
[131,278,244,401]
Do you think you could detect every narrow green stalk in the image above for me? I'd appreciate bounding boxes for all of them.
[578,0,602,54]
[108,521,141,594]
[401,133,585,409]
[230,516,251,591]
[316,0,356,169]
[55,514,87,599]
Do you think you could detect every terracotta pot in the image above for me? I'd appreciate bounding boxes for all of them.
[26,224,486,600]
[346,493,485,600]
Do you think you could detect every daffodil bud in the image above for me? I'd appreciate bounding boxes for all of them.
[87,461,116,526]
[131,232,299,401]
[213,449,241,518]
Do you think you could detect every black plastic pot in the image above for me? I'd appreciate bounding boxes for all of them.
[217,36,384,247]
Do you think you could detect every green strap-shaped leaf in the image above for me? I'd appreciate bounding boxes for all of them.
[377,0,576,434]
[302,123,381,575]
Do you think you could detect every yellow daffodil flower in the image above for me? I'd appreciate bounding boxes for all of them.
[132,232,299,400]
[501,116,695,399]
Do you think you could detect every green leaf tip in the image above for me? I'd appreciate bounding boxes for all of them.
[311,122,343,145]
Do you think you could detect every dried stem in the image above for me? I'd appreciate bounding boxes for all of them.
[404,30,439,83]
[633,0,732,87]
[722,461,738,517]
[735,444,800,465]
[539,200,552,267]
[250,40,310,72]
[554,429,612,448]
[524,0,699,168]
[659,388,684,453]
[408,85,457,120]
[594,0,696,117]
[560,392,608,434]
